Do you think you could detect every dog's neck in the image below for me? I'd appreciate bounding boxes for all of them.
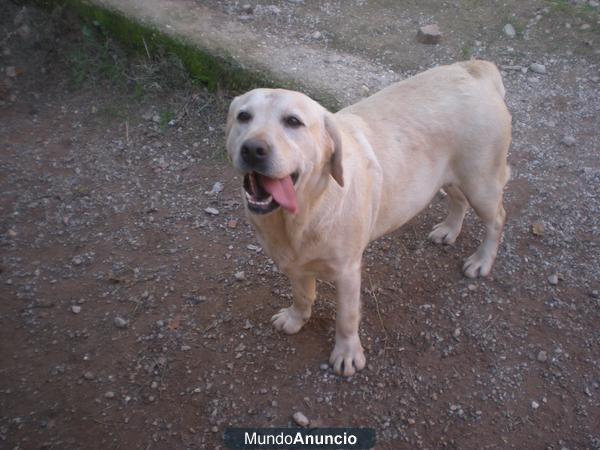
[246,176,344,273]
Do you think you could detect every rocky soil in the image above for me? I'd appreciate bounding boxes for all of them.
[1,2,599,449]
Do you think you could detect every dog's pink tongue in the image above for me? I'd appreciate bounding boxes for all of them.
[259,175,297,214]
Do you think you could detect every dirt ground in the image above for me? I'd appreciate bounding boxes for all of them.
[1,2,599,449]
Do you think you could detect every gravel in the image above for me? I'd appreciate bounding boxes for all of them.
[114,316,129,329]
[292,411,309,427]
[503,23,516,38]
[234,271,246,281]
[529,63,547,74]
[1,2,599,449]
[416,24,442,45]
[561,135,576,147]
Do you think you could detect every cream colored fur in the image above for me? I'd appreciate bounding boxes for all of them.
[226,61,511,376]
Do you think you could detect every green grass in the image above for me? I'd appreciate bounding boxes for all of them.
[460,44,473,59]
[158,110,174,131]
[546,0,600,23]
[36,0,343,111]
[546,0,600,31]
[66,23,126,89]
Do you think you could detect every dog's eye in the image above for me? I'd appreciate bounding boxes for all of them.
[284,115,303,128]
[237,111,252,123]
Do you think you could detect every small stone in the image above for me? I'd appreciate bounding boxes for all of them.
[71,305,82,314]
[531,400,540,409]
[531,222,545,236]
[151,114,160,123]
[105,391,115,399]
[265,5,281,14]
[204,207,219,215]
[561,135,576,147]
[453,328,461,338]
[580,23,591,30]
[243,319,253,329]
[205,182,223,196]
[83,371,94,380]
[17,25,32,41]
[590,290,599,299]
[7,229,17,238]
[312,31,322,39]
[211,426,219,433]
[529,63,546,74]
[6,66,17,78]
[292,411,309,427]
[241,4,253,13]
[234,271,246,281]
[416,24,442,44]
[235,343,246,352]
[547,274,559,285]
[537,350,548,362]
[503,23,516,38]
[72,256,83,266]
[181,345,191,352]
[35,299,55,308]
[114,316,128,329]
[14,7,28,26]
[319,363,329,371]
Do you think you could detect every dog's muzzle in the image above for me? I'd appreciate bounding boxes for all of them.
[240,138,270,172]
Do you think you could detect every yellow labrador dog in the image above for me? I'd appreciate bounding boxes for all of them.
[226,61,511,376]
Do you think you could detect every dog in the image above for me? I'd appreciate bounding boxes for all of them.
[226,60,511,376]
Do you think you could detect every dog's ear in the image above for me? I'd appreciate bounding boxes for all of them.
[225,96,240,139]
[324,113,344,187]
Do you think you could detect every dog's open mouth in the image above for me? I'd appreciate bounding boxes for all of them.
[243,171,299,214]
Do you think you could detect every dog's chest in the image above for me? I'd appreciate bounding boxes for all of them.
[250,217,339,279]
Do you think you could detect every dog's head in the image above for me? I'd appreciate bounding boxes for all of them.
[226,88,343,215]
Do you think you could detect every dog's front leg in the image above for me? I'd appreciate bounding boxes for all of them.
[271,274,316,334]
[330,262,366,377]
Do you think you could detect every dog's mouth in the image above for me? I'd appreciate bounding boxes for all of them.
[243,171,299,214]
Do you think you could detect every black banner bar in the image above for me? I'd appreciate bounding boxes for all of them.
[223,428,375,449]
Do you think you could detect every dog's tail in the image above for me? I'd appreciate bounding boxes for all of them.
[460,60,506,99]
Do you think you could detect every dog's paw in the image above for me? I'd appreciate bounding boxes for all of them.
[428,221,460,245]
[329,336,366,377]
[463,250,494,278]
[271,307,308,334]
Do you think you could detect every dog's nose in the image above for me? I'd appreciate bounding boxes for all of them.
[241,138,270,167]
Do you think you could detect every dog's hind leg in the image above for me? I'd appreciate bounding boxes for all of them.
[429,185,469,245]
[461,177,507,278]
[272,274,316,334]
